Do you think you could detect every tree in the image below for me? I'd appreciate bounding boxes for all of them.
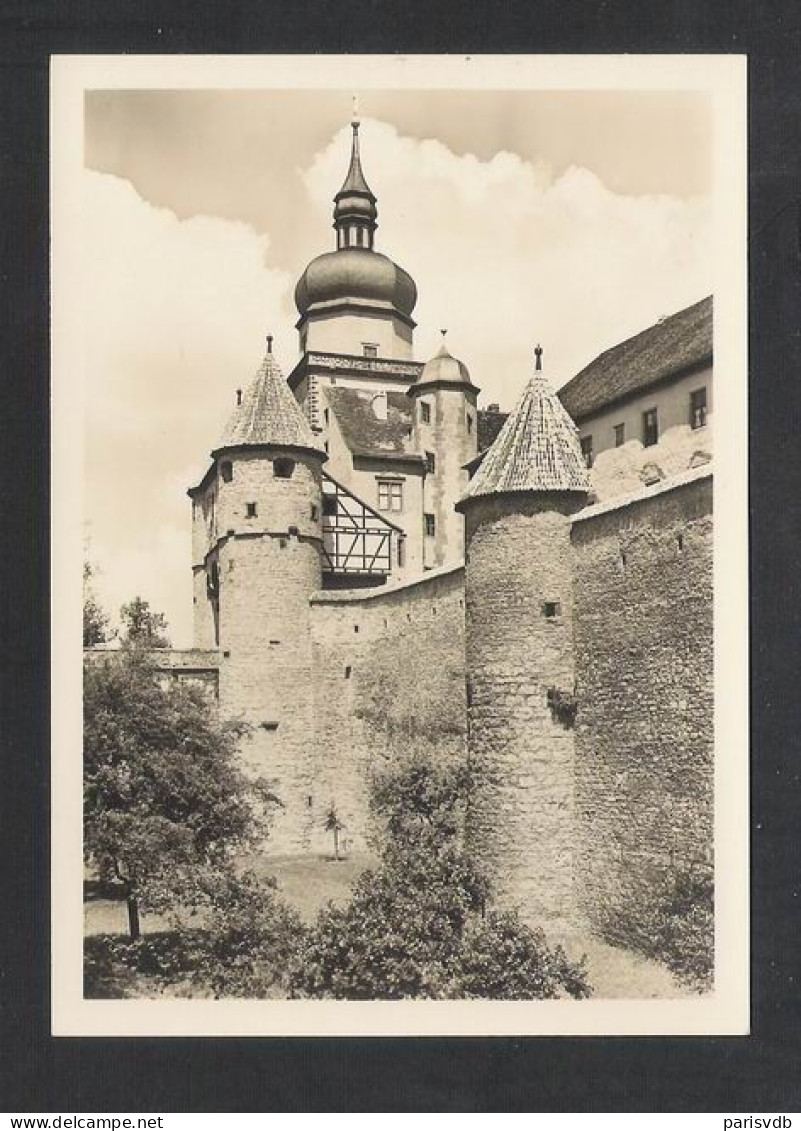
[83,561,109,647]
[324,803,345,860]
[84,648,276,939]
[119,597,171,649]
[289,757,590,1000]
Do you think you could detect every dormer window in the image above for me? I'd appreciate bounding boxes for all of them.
[273,458,295,479]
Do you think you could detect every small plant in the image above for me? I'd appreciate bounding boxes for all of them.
[547,686,578,729]
[324,803,346,861]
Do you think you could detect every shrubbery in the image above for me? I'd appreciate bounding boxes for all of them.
[288,758,591,1000]
[605,862,714,993]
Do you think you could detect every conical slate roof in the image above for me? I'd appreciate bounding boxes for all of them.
[214,347,327,459]
[459,370,589,504]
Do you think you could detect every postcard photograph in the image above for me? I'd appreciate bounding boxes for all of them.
[50,54,748,1036]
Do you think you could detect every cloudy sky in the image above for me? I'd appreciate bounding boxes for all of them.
[82,88,713,646]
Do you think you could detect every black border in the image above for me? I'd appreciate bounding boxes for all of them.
[2,0,800,1112]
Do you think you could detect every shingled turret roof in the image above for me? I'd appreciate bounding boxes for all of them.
[213,343,326,459]
[458,369,589,505]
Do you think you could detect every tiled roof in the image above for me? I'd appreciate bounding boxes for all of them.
[558,296,713,423]
[460,372,590,503]
[325,386,419,461]
[215,350,326,457]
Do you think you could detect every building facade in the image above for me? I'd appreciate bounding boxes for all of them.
[152,120,716,947]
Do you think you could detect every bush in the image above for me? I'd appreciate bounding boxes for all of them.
[603,862,714,993]
[455,911,591,1000]
[650,867,714,992]
[85,872,303,1000]
[288,757,590,1000]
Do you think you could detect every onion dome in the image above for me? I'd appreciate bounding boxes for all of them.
[294,114,417,325]
[409,331,480,396]
[458,351,589,506]
[295,248,417,319]
[212,336,327,461]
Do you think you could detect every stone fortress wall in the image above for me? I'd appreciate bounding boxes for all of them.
[306,563,468,856]
[571,468,713,947]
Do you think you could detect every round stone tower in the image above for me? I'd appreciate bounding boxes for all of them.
[456,353,589,928]
[189,337,327,852]
[408,332,480,570]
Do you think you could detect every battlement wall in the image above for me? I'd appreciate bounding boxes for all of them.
[571,467,714,946]
[307,564,468,853]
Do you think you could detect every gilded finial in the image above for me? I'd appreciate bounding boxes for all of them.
[266,333,273,354]
[534,344,543,372]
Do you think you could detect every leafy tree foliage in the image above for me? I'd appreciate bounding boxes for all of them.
[119,596,171,649]
[83,561,109,647]
[289,757,590,1000]
[84,648,276,939]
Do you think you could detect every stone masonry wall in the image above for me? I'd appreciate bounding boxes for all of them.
[571,469,713,946]
[462,493,587,929]
[308,565,467,855]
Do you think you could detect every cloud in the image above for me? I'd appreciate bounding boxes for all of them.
[82,170,293,645]
[304,119,712,404]
[82,121,712,646]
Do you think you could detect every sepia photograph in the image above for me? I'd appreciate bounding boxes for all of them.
[50,54,748,1036]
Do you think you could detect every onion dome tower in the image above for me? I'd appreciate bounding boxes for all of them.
[189,337,327,852]
[293,113,418,359]
[409,331,480,568]
[457,349,589,927]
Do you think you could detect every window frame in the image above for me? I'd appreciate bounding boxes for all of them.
[613,423,625,448]
[377,479,404,513]
[689,387,708,430]
[420,401,431,424]
[425,512,436,538]
[580,434,594,468]
[642,407,659,448]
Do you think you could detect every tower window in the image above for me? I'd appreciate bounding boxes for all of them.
[466,413,473,434]
[273,458,295,479]
[220,460,233,482]
[614,423,625,447]
[378,480,403,512]
[643,408,659,447]
[420,401,431,424]
[397,537,406,568]
[344,665,352,679]
[425,513,436,537]
[324,407,330,425]
[690,387,707,429]
[362,343,378,358]
[311,503,319,522]
[542,601,562,619]
[580,435,594,468]
[246,502,257,518]
[425,451,436,474]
